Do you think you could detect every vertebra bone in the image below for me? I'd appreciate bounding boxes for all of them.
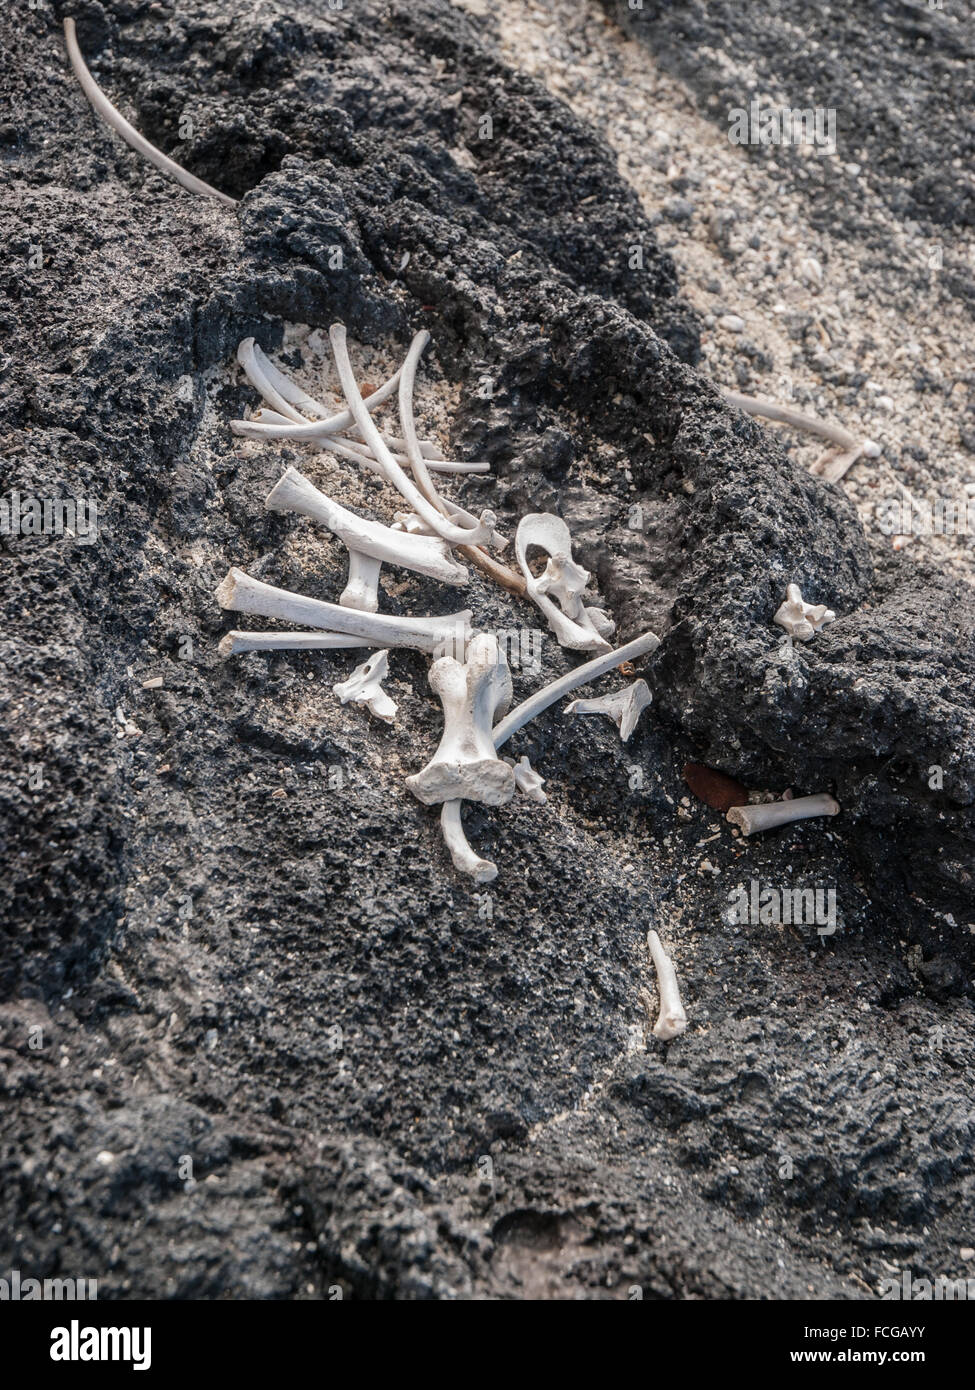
[333,650,397,723]
[773,583,836,640]
[564,679,651,742]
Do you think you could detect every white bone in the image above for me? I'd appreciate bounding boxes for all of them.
[216,567,471,654]
[219,630,369,657]
[406,633,515,806]
[563,680,651,742]
[492,630,660,749]
[63,19,236,208]
[646,930,688,1041]
[330,324,501,548]
[234,351,444,458]
[515,513,614,652]
[726,794,840,836]
[504,755,547,803]
[232,412,448,463]
[440,801,498,882]
[436,630,660,881]
[722,389,879,459]
[333,650,397,723]
[773,583,836,640]
[264,467,468,611]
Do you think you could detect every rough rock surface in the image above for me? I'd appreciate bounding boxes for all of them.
[1,0,973,1299]
[604,0,975,231]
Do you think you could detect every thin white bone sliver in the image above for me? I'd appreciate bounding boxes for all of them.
[219,630,370,657]
[440,801,498,882]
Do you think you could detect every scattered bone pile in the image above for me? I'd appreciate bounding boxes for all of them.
[218,325,659,882]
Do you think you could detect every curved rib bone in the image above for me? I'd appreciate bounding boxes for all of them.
[330,324,501,548]
[216,568,471,654]
[726,794,840,836]
[492,630,660,749]
[233,417,481,471]
[406,633,515,806]
[773,583,836,640]
[722,389,880,458]
[646,930,688,1041]
[564,680,651,742]
[63,19,236,209]
[515,513,614,652]
[265,467,467,611]
[396,333,526,595]
[333,650,397,723]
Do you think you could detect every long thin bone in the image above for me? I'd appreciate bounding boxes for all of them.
[330,324,500,548]
[236,346,441,457]
[235,414,451,462]
[219,631,370,657]
[722,389,880,459]
[397,332,527,596]
[646,930,688,1041]
[437,630,661,881]
[63,19,236,209]
[264,467,468,610]
[726,793,840,835]
[492,631,660,749]
[216,567,471,654]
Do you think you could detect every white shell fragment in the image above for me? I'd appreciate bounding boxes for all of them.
[216,567,472,655]
[563,679,651,742]
[504,754,547,803]
[333,650,397,724]
[645,930,688,1042]
[726,793,840,836]
[773,583,836,640]
[406,633,515,806]
[515,513,614,652]
[265,467,467,612]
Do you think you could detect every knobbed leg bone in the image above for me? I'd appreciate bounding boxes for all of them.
[406,633,515,807]
[726,793,840,835]
[216,567,472,655]
[645,930,688,1041]
[264,467,468,612]
[439,630,661,880]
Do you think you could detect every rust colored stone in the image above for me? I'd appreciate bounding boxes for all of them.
[682,761,749,813]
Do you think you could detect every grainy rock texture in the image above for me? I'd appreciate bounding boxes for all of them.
[1,0,973,1299]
